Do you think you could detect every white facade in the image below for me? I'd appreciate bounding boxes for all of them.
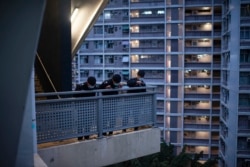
[73,0,250,166]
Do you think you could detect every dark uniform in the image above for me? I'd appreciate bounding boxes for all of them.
[99,75,122,135]
[127,78,146,93]
[126,72,146,131]
[74,82,97,97]
[74,81,97,140]
[99,79,121,95]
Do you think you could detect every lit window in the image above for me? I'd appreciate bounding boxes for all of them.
[143,11,152,15]
[157,10,164,14]
[131,40,139,48]
[141,55,149,59]
[131,55,139,63]
[104,12,111,19]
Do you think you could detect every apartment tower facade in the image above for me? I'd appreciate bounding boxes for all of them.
[220,0,250,166]
[72,0,250,166]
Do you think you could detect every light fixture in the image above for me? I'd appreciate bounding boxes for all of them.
[71,8,79,22]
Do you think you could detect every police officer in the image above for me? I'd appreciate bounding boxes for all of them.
[74,76,97,140]
[99,74,122,95]
[99,74,122,135]
[127,70,146,93]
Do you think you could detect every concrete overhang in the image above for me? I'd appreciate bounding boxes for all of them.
[71,0,108,56]
[38,128,161,167]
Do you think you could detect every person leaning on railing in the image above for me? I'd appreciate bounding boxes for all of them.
[126,70,146,131]
[98,74,123,95]
[127,70,146,93]
[74,76,98,140]
[74,76,98,97]
[99,74,123,135]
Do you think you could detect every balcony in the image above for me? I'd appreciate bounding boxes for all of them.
[184,78,211,84]
[184,124,210,130]
[185,46,212,52]
[238,137,250,156]
[184,138,209,145]
[131,62,164,68]
[238,106,250,113]
[184,93,210,99]
[185,31,212,37]
[130,46,164,53]
[237,150,250,156]
[104,11,130,24]
[185,62,211,68]
[185,0,212,6]
[213,62,221,68]
[241,17,250,25]
[214,30,222,37]
[240,41,250,48]
[185,15,212,22]
[184,109,210,115]
[130,15,164,23]
[240,63,250,69]
[131,31,164,38]
[211,139,219,145]
[106,0,128,8]
[130,55,165,68]
[35,87,160,167]
[130,0,165,8]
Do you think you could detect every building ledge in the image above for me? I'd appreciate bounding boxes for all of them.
[34,153,47,167]
[38,128,161,167]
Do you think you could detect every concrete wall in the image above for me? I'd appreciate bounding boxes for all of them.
[0,1,45,166]
[38,128,161,167]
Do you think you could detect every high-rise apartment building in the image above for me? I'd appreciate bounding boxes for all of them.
[220,0,250,167]
[72,0,250,166]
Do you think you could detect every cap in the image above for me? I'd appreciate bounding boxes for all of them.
[112,74,121,83]
[87,76,96,86]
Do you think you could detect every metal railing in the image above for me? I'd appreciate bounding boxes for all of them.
[35,86,157,144]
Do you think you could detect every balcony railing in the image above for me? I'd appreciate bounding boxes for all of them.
[183,138,209,144]
[184,78,211,84]
[184,93,210,99]
[240,63,250,68]
[130,1,165,8]
[185,31,212,37]
[130,31,164,38]
[185,62,211,68]
[185,47,212,52]
[184,124,210,129]
[238,106,250,113]
[237,150,250,156]
[185,0,212,5]
[185,15,212,22]
[184,109,210,114]
[35,86,157,144]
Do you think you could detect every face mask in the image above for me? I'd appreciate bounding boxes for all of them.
[88,85,95,89]
[114,83,120,87]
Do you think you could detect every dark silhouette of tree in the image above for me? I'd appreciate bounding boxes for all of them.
[169,146,190,167]
[201,158,218,167]
[190,150,204,167]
